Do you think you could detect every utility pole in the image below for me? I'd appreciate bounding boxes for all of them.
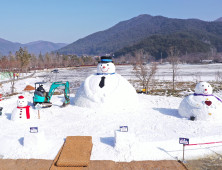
[161,52,162,64]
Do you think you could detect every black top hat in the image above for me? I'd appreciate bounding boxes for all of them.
[99,56,113,63]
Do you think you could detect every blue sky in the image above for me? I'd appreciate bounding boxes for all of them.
[1,0,221,44]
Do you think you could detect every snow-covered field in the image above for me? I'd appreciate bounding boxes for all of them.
[0,64,222,162]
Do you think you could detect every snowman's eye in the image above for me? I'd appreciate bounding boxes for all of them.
[101,64,102,66]
[202,85,204,86]
[107,64,109,66]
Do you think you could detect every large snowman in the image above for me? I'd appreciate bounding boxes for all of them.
[11,95,36,122]
[73,56,138,108]
[178,82,222,121]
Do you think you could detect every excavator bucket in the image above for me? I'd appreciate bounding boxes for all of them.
[61,100,70,107]
[42,102,53,108]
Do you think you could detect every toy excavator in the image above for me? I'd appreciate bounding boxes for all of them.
[33,81,70,107]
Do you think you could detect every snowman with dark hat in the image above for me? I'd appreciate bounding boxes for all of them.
[11,95,36,122]
[74,56,138,108]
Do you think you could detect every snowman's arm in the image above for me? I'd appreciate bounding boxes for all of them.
[104,74,122,97]
[212,95,222,107]
[186,95,202,108]
[84,76,100,103]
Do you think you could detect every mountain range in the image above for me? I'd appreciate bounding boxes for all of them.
[1,14,222,58]
[215,17,222,22]
[55,14,222,59]
[0,39,67,55]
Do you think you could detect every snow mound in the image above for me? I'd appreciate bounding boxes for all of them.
[23,85,35,91]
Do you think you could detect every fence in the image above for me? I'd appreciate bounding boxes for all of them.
[0,72,13,80]
[186,141,222,146]
[182,140,222,162]
[0,72,36,99]
[0,71,36,85]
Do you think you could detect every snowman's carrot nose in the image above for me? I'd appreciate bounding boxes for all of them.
[205,89,207,91]
[103,66,106,68]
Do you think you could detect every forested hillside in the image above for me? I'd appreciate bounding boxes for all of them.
[215,17,222,22]
[55,14,222,56]
[114,29,222,59]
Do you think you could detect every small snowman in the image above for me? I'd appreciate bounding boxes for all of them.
[178,82,222,121]
[74,56,138,108]
[11,95,35,122]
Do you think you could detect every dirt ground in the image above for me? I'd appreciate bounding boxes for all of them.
[0,159,188,170]
[2,158,222,169]
[185,156,222,170]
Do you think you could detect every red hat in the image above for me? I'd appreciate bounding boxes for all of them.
[18,96,24,99]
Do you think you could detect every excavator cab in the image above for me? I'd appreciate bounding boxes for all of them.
[33,82,48,105]
[33,81,70,107]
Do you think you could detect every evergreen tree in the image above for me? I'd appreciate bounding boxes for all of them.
[39,52,44,62]
[15,47,31,74]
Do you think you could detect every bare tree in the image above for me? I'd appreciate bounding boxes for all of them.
[213,53,222,63]
[30,54,37,69]
[168,46,180,90]
[132,49,158,94]
[215,70,222,83]
[124,53,134,64]
[0,53,19,93]
[120,56,126,64]
[7,71,17,93]
[192,70,202,83]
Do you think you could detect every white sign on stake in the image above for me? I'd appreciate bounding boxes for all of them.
[35,103,42,110]
[35,103,42,119]
[179,137,189,163]
[30,127,38,133]
[120,126,128,132]
[179,137,189,145]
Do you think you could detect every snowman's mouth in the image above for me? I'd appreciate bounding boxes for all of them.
[204,91,208,94]
[101,67,109,72]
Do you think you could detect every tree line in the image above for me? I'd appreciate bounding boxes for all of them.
[0,47,95,74]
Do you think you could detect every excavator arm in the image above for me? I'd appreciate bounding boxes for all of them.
[62,81,70,107]
[46,81,70,107]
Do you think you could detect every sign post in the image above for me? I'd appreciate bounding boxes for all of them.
[35,103,42,119]
[179,137,189,163]
[0,107,3,116]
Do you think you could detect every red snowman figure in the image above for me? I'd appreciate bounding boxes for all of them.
[11,95,35,122]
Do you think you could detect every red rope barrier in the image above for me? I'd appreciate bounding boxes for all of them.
[186,141,222,146]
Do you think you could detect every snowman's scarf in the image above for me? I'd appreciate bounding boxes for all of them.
[97,73,115,75]
[17,106,30,119]
[193,93,222,102]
